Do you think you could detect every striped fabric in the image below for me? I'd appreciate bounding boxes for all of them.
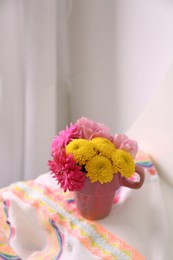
[0,151,156,259]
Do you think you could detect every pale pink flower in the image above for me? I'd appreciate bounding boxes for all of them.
[76,117,113,141]
[113,134,138,158]
[48,149,85,192]
[51,123,80,155]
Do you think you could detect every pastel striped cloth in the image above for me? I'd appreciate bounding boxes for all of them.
[0,152,157,260]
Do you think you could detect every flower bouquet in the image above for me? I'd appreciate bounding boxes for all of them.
[48,117,144,220]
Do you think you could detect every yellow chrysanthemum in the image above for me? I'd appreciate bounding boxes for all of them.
[66,139,96,165]
[91,137,116,159]
[85,155,114,183]
[112,149,135,178]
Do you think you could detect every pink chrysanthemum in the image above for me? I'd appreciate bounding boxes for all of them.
[48,149,85,192]
[113,134,138,158]
[51,123,81,155]
[76,117,113,141]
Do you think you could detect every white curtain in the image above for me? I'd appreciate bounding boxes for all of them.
[1,0,173,188]
[0,0,69,188]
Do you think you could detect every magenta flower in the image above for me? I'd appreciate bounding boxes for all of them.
[113,134,138,158]
[76,117,113,141]
[48,149,85,192]
[51,123,80,155]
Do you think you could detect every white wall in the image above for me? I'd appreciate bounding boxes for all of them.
[66,0,173,134]
[115,0,173,132]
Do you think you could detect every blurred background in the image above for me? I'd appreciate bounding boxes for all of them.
[1,0,173,187]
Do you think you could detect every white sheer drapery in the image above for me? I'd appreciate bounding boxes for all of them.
[0,0,69,187]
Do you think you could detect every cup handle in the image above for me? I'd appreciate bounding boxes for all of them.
[119,164,145,189]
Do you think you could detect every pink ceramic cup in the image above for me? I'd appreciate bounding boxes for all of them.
[74,164,145,220]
